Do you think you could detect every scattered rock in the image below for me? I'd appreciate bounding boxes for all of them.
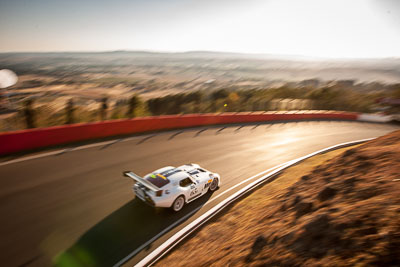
[324,176,332,183]
[292,195,302,206]
[342,148,356,157]
[356,154,370,161]
[280,231,294,243]
[317,186,337,202]
[357,160,372,169]
[245,235,267,262]
[295,201,313,218]
[355,227,377,236]
[356,187,379,200]
[301,175,310,181]
[304,214,331,233]
[312,167,322,174]
[223,245,232,251]
[328,207,340,213]
[279,203,287,211]
[334,222,350,231]
[343,177,357,186]
[292,214,343,258]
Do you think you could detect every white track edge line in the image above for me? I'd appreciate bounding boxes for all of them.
[131,138,374,267]
[112,164,285,267]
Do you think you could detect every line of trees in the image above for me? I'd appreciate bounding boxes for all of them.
[145,84,399,115]
[4,83,400,131]
[18,94,143,129]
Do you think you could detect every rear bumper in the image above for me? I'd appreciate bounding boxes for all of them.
[136,193,155,206]
[133,187,173,208]
[133,186,155,206]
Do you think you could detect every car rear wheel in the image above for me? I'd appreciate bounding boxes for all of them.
[172,195,185,212]
[209,178,219,191]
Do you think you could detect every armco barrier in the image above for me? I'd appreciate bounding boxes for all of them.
[0,111,359,155]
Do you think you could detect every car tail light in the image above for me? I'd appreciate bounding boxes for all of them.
[156,190,163,197]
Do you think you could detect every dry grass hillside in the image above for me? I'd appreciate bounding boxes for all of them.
[156,130,400,267]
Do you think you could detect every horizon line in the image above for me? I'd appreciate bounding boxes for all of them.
[0,49,399,60]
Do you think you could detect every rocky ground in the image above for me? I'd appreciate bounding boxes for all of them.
[156,130,400,267]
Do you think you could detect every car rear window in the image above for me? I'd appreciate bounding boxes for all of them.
[145,173,170,188]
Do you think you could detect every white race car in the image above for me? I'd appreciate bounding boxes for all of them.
[124,164,221,212]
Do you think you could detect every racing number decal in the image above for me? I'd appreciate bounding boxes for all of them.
[190,184,198,196]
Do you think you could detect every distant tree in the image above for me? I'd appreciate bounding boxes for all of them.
[208,89,228,112]
[183,91,203,113]
[211,89,229,101]
[166,94,184,114]
[126,95,140,118]
[23,98,36,128]
[65,99,75,124]
[184,91,203,103]
[100,97,108,120]
[390,84,400,98]
[225,92,240,111]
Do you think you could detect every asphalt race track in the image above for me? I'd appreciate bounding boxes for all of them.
[0,121,398,267]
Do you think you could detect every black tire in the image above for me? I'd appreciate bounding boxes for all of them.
[209,178,219,192]
[171,195,185,212]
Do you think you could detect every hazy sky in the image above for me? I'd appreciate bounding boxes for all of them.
[0,0,399,58]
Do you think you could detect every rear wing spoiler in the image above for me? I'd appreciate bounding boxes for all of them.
[123,171,159,192]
